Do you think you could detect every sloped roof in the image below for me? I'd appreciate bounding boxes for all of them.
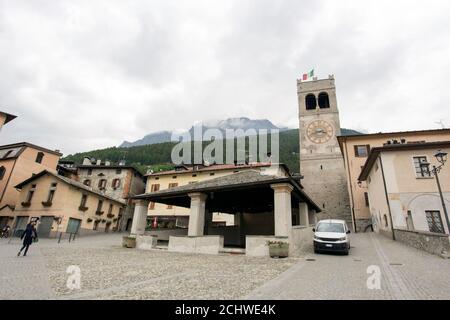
[15,170,126,206]
[0,142,62,159]
[135,170,321,212]
[0,111,17,125]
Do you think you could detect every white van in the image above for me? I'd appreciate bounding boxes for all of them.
[313,219,351,255]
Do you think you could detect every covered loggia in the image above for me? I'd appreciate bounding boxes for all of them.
[130,168,321,256]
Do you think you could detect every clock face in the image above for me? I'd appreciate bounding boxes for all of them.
[306,120,334,144]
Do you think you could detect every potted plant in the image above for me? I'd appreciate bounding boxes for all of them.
[122,235,136,248]
[267,241,289,258]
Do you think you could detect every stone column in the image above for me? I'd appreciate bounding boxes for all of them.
[271,183,294,237]
[188,192,207,237]
[299,202,309,227]
[130,200,149,236]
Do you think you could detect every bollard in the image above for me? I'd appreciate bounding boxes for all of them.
[58,232,62,244]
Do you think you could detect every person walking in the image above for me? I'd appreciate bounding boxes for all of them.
[17,221,38,257]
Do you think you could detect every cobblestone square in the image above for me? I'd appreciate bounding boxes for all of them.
[1,232,449,300]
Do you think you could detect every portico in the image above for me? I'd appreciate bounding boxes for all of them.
[130,169,320,256]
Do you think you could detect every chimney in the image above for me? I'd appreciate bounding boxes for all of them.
[105,160,111,166]
[96,159,101,166]
[119,160,126,166]
[82,157,91,165]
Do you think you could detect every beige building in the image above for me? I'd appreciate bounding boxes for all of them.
[145,163,274,230]
[14,170,125,237]
[358,141,450,255]
[338,129,450,232]
[0,111,17,131]
[297,75,352,227]
[0,142,62,228]
[75,157,145,232]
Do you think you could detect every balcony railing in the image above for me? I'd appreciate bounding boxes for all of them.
[21,201,31,207]
[107,213,115,218]
[95,210,104,216]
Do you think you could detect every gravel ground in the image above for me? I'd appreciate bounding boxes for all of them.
[37,234,296,300]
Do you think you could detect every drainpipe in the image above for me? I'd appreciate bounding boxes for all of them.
[378,155,396,241]
[343,140,357,232]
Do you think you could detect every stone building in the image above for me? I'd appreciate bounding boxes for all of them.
[14,170,125,237]
[297,75,352,227]
[76,158,145,232]
[0,142,62,229]
[358,140,450,256]
[338,128,450,232]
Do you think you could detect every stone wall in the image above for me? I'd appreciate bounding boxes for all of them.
[168,235,224,255]
[289,226,313,256]
[355,219,373,233]
[393,228,450,256]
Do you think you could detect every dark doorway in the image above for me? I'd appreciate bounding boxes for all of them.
[38,216,54,238]
[126,218,133,232]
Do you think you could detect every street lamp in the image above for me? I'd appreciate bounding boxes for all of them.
[420,150,449,234]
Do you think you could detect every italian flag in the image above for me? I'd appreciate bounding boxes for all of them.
[302,69,314,81]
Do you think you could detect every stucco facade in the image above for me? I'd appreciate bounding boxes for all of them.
[0,143,61,228]
[359,142,450,240]
[12,171,125,237]
[338,129,450,232]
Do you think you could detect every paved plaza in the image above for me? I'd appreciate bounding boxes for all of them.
[0,232,449,300]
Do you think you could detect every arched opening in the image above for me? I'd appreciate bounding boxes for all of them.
[318,92,330,108]
[305,94,317,110]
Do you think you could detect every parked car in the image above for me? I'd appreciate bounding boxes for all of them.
[313,219,351,255]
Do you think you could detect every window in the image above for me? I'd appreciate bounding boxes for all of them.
[43,183,57,205]
[112,179,121,189]
[305,94,317,110]
[96,200,104,213]
[83,179,91,187]
[149,184,160,210]
[413,156,431,178]
[26,184,36,202]
[87,169,92,176]
[167,183,178,209]
[318,92,330,108]
[172,176,177,179]
[354,145,370,157]
[116,169,122,174]
[425,210,444,233]
[0,166,5,180]
[35,152,44,164]
[108,204,113,215]
[79,194,88,210]
[364,192,369,207]
[210,172,215,176]
[383,215,388,228]
[98,179,107,190]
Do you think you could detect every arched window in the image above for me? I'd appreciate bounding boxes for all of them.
[305,94,317,110]
[0,166,5,180]
[318,92,330,109]
[83,179,91,187]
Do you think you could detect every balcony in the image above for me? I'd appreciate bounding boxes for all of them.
[95,210,104,216]
[41,201,53,207]
[21,201,31,208]
[78,206,89,212]
[107,213,115,219]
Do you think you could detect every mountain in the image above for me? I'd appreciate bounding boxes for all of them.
[119,117,287,148]
[120,131,172,148]
[66,127,362,175]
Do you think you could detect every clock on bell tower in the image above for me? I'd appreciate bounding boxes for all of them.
[297,75,352,228]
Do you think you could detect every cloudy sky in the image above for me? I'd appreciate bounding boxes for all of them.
[1,0,449,155]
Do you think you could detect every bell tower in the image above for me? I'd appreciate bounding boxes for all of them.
[297,75,352,227]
